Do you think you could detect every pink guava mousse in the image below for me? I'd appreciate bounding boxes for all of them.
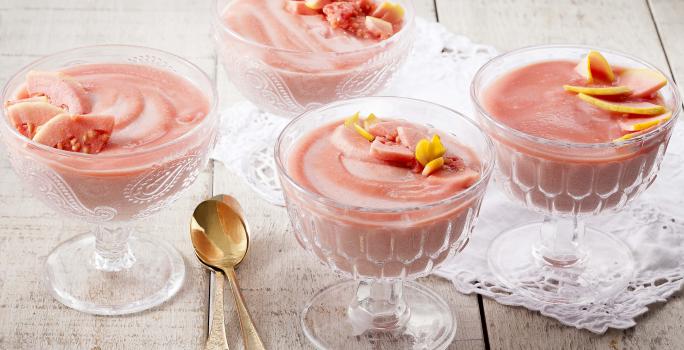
[215,0,411,116]
[481,60,673,215]
[3,64,212,221]
[284,118,485,278]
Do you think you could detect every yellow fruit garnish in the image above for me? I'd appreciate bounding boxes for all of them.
[613,132,639,142]
[430,135,446,159]
[619,112,671,132]
[415,134,448,175]
[422,157,445,176]
[344,112,360,128]
[577,93,666,115]
[353,123,375,141]
[415,139,432,166]
[371,1,405,24]
[563,85,632,96]
[575,50,615,83]
[364,113,378,129]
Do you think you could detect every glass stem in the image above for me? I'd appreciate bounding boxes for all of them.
[535,215,587,267]
[93,224,136,272]
[348,280,410,335]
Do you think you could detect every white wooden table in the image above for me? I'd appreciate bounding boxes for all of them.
[0,1,683,349]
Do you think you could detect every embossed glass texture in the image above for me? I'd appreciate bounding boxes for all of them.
[212,0,416,205]
[471,45,682,305]
[276,97,495,349]
[0,45,218,315]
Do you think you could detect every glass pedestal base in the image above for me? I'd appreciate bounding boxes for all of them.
[488,222,635,304]
[301,280,456,350]
[45,232,185,315]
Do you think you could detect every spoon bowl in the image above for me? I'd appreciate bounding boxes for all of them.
[191,196,265,350]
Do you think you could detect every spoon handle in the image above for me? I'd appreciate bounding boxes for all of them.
[225,267,266,350]
[205,272,230,350]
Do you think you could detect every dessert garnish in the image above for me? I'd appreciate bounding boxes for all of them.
[562,50,672,143]
[618,112,672,132]
[562,85,631,96]
[286,0,405,40]
[577,93,666,115]
[343,114,453,176]
[619,68,667,98]
[575,50,615,83]
[4,70,114,154]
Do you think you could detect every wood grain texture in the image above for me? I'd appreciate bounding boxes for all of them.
[435,0,684,349]
[0,1,215,349]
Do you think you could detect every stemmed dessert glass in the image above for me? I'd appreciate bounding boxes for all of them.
[276,97,495,349]
[471,45,682,304]
[213,0,415,205]
[0,45,218,315]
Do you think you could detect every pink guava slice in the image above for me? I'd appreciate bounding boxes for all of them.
[33,113,114,154]
[367,120,427,141]
[26,71,91,114]
[369,137,414,163]
[618,68,668,98]
[4,95,48,107]
[285,1,320,15]
[396,126,429,151]
[6,101,65,138]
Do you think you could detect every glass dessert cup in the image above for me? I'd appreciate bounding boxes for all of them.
[0,45,218,315]
[276,97,495,349]
[213,0,415,205]
[471,45,682,305]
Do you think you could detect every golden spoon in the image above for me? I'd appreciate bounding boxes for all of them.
[191,197,265,350]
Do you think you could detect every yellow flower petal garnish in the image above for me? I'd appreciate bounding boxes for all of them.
[415,139,432,166]
[415,134,448,176]
[429,135,446,159]
[613,132,638,142]
[353,123,375,141]
[344,112,360,128]
[422,157,444,176]
[364,113,378,129]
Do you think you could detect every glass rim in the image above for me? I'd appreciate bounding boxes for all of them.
[274,96,496,213]
[0,44,218,160]
[470,43,682,150]
[212,0,415,56]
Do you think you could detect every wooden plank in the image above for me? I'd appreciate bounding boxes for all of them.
[649,0,684,84]
[0,0,215,349]
[0,2,214,59]
[435,0,683,349]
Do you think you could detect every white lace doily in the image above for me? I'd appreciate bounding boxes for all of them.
[211,18,684,333]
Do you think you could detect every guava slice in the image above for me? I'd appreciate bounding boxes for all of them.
[618,112,671,132]
[4,95,48,107]
[26,71,91,114]
[575,51,615,83]
[6,101,65,138]
[577,93,665,115]
[562,85,632,96]
[397,126,430,152]
[371,1,405,24]
[369,137,414,163]
[33,113,114,154]
[618,68,667,98]
[285,1,320,15]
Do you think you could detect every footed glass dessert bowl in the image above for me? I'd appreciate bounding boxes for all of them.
[276,97,494,349]
[214,0,415,205]
[471,45,681,305]
[0,45,218,315]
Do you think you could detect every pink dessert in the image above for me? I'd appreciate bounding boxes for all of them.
[284,115,485,277]
[3,64,213,220]
[479,51,676,215]
[214,0,413,116]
